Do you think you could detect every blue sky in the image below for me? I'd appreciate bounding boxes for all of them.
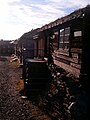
[0,0,90,40]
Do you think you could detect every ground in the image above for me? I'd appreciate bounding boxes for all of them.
[0,56,89,120]
[0,56,51,120]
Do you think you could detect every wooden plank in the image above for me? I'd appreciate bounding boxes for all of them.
[70,62,81,69]
[71,48,82,53]
[53,50,79,63]
[54,59,80,78]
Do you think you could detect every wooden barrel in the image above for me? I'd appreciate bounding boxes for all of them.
[24,58,52,97]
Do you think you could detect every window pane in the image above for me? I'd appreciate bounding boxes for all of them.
[60,29,64,36]
[60,36,63,42]
[59,43,63,48]
[65,27,70,34]
[64,43,69,49]
[64,36,69,42]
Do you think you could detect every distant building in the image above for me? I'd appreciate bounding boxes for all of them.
[0,40,15,56]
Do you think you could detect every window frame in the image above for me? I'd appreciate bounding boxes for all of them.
[59,27,70,53]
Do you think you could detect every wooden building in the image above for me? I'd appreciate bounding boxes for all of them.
[33,5,90,79]
[15,29,38,63]
[15,5,90,82]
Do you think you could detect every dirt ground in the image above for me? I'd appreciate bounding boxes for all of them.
[0,56,89,120]
[0,56,51,120]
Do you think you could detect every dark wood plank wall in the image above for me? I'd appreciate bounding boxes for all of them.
[52,17,84,78]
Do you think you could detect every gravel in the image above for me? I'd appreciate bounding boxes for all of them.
[0,56,51,120]
[0,56,89,120]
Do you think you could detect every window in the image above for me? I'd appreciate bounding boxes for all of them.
[74,31,82,37]
[59,27,70,50]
